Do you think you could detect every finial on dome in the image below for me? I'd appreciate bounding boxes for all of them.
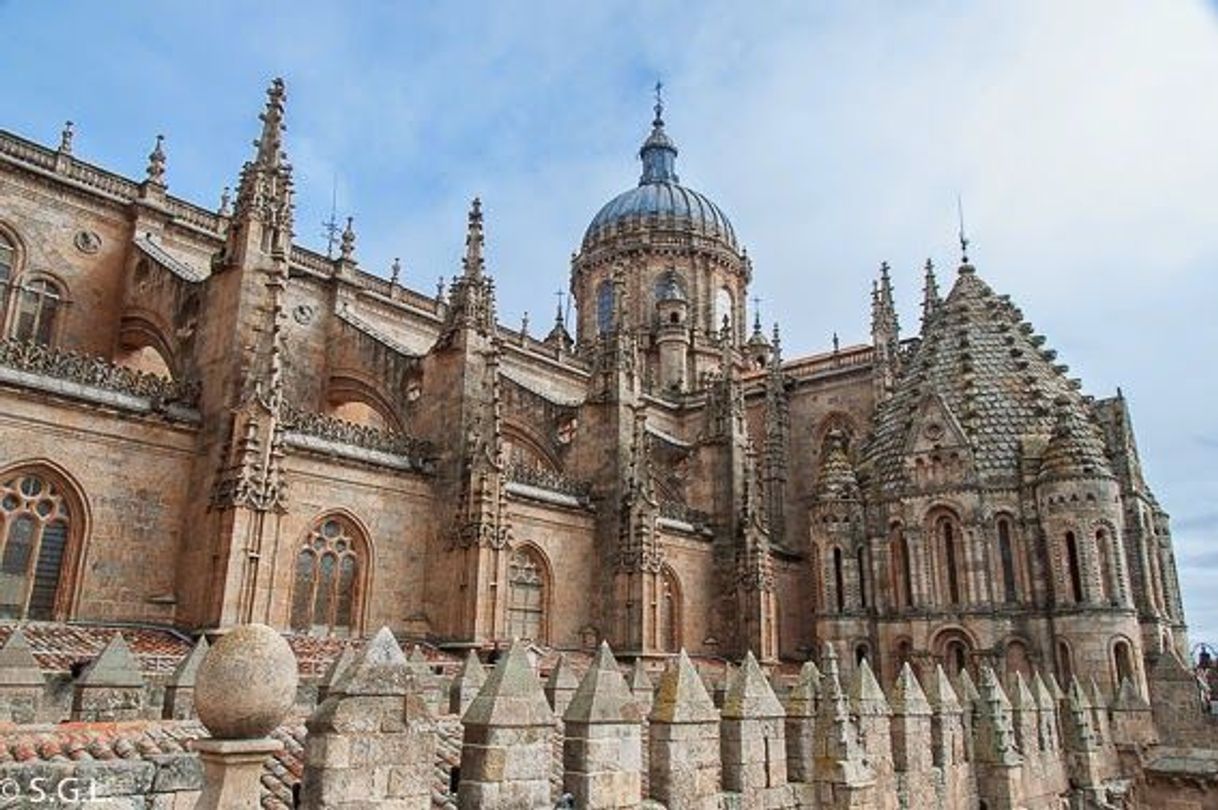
[639,81,678,185]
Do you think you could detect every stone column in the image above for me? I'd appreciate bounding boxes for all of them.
[546,653,580,718]
[849,658,894,807]
[164,636,209,720]
[449,649,487,716]
[192,624,298,810]
[783,660,820,785]
[973,666,1023,810]
[301,627,435,809]
[648,649,721,810]
[721,651,792,807]
[458,639,556,809]
[562,642,643,809]
[0,627,46,723]
[71,633,145,721]
[890,663,934,808]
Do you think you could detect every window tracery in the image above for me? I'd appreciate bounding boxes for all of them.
[289,516,364,636]
[506,546,547,642]
[0,472,74,620]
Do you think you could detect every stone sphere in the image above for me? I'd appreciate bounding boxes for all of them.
[194,623,298,739]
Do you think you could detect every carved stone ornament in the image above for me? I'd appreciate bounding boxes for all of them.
[292,303,315,325]
[74,230,102,254]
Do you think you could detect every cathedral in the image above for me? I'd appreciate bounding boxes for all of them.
[0,75,1190,706]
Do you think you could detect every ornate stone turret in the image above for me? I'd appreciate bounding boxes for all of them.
[870,261,900,401]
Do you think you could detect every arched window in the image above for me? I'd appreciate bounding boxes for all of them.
[596,280,614,336]
[856,546,869,609]
[658,566,681,653]
[1065,531,1084,603]
[714,287,733,334]
[945,639,969,676]
[1095,528,1114,605]
[935,514,963,606]
[0,233,14,283]
[12,278,63,345]
[889,525,912,610]
[997,517,1018,603]
[507,546,547,642]
[289,515,365,636]
[1004,639,1032,679]
[855,643,870,665]
[1112,638,1134,687]
[0,472,75,620]
[833,547,845,613]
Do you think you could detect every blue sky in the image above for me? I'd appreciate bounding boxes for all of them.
[2,2,1216,649]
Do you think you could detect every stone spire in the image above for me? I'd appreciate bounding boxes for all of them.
[870,261,900,401]
[563,642,639,726]
[439,198,497,345]
[921,258,941,331]
[890,663,934,806]
[721,651,789,802]
[627,658,654,716]
[813,644,874,793]
[648,650,720,809]
[0,628,46,723]
[762,322,789,547]
[562,642,643,809]
[233,77,293,242]
[72,633,145,722]
[449,649,487,716]
[975,666,1022,766]
[783,660,821,783]
[545,652,580,717]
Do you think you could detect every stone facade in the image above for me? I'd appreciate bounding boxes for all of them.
[0,77,1211,807]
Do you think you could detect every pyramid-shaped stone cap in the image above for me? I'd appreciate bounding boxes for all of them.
[627,658,652,694]
[1066,676,1092,710]
[890,662,930,716]
[319,645,356,692]
[168,636,209,688]
[1046,672,1067,702]
[924,664,961,714]
[1112,676,1149,710]
[78,633,144,688]
[407,645,430,668]
[453,649,487,689]
[722,651,783,720]
[650,649,718,724]
[1008,671,1036,712]
[564,642,641,725]
[1088,677,1109,710]
[335,627,411,697]
[0,627,45,687]
[955,668,980,703]
[1032,671,1056,711]
[784,660,821,717]
[546,653,579,690]
[463,639,555,728]
[850,658,891,716]
[977,666,1012,712]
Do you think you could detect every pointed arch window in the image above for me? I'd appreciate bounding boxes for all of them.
[12,278,63,346]
[289,516,365,637]
[933,513,964,607]
[0,472,75,620]
[507,546,547,642]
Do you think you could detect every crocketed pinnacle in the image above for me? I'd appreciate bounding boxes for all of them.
[462,197,485,278]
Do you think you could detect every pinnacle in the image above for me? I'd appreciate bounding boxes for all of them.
[463,638,554,727]
[850,657,891,715]
[977,666,1012,711]
[890,662,931,716]
[955,668,980,702]
[1032,670,1056,710]
[168,636,210,688]
[722,650,784,719]
[1112,676,1148,710]
[1008,670,1036,711]
[924,664,961,713]
[78,633,144,688]
[546,653,580,690]
[455,649,487,687]
[784,660,822,716]
[334,626,410,697]
[563,641,641,725]
[0,627,45,687]
[627,658,652,694]
[650,649,718,724]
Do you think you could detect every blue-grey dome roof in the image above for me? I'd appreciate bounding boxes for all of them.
[582,98,738,251]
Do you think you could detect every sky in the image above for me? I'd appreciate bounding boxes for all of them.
[1,1,1216,650]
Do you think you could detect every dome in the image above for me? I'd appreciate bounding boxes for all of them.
[582,95,738,252]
